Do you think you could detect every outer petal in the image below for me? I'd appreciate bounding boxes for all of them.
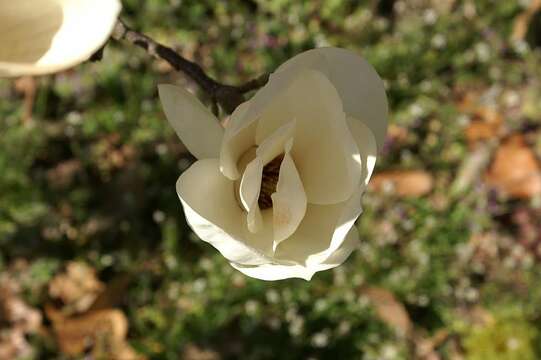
[159,84,223,159]
[177,159,273,265]
[252,69,361,205]
[274,187,363,266]
[347,116,378,189]
[271,139,307,250]
[275,47,388,151]
[0,0,121,77]
[220,101,256,179]
[230,226,360,281]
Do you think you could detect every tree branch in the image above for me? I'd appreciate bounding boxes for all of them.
[110,20,268,114]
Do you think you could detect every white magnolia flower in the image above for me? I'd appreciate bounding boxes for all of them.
[159,47,388,280]
[0,0,121,77]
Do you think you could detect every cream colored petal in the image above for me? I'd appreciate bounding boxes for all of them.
[274,187,363,266]
[275,47,388,150]
[0,0,121,77]
[255,120,296,165]
[158,84,223,159]
[220,101,256,179]
[347,115,378,188]
[239,158,264,233]
[177,159,273,265]
[254,69,361,205]
[271,140,307,250]
[318,225,360,268]
[230,227,359,281]
[230,262,316,281]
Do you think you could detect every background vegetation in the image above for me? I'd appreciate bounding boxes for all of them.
[1,0,541,359]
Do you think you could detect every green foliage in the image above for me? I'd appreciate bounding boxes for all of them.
[463,311,538,360]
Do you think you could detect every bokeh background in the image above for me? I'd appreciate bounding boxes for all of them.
[2,0,541,359]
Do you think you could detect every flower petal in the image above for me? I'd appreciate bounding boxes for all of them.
[220,101,256,179]
[158,84,223,159]
[177,159,273,265]
[274,187,363,266]
[271,139,307,250]
[255,120,296,165]
[275,47,388,150]
[347,115,378,188]
[239,157,264,233]
[254,69,361,205]
[230,226,359,281]
[0,0,121,77]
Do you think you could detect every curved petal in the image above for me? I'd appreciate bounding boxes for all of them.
[0,0,121,77]
[347,116,378,188]
[177,159,273,265]
[271,139,307,250]
[230,226,360,281]
[253,69,361,205]
[239,158,264,233]
[275,47,388,151]
[256,120,296,165]
[274,187,363,266]
[220,101,256,179]
[158,84,223,159]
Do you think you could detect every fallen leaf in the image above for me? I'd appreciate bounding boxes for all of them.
[46,305,143,359]
[485,135,541,199]
[511,0,541,41]
[464,106,503,148]
[370,170,434,197]
[49,262,104,315]
[363,287,412,336]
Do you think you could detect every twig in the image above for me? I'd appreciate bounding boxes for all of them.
[110,20,268,114]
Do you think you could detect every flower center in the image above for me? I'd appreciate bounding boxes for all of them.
[258,154,283,210]
[234,148,284,211]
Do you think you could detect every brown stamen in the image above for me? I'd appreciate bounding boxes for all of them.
[258,154,284,209]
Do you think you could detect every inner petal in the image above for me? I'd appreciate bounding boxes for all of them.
[271,139,307,251]
[254,69,361,205]
[239,158,264,233]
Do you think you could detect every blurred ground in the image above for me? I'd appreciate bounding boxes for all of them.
[1,0,541,359]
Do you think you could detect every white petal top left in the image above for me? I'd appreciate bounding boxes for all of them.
[0,0,121,77]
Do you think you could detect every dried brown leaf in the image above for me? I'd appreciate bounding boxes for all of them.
[371,170,434,197]
[48,306,143,359]
[485,135,541,199]
[363,287,412,336]
[49,261,104,315]
[511,0,541,41]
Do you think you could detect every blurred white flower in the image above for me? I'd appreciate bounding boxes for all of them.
[0,0,121,77]
[159,47,388,280]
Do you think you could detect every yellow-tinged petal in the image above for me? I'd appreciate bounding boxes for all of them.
[347,115,378,188]
[0,0,121,77]
[271,139,307,250]
[220,101,256,179]
[177,159,273,265]
[253,69,361,205]
[239,158,264,233]
[158,84,223,159]
[275,47,388,151]
[274,187,363,266]
[230,226,359,281]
